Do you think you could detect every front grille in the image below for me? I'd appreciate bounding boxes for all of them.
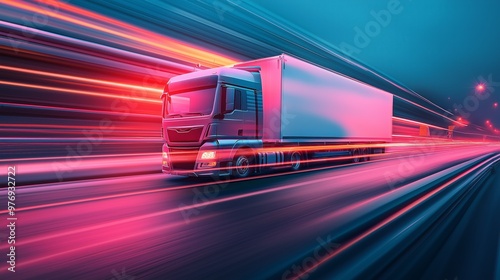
[169,148,198,170]
[167,126,203,142]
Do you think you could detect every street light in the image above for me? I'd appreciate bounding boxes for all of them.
[476,83,486,92]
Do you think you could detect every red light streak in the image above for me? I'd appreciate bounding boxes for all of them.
[0,101,160,117]
[0,65,161,94]
[0,80,160,103]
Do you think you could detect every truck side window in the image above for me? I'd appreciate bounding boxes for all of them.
[246,90,256,112]
[234,89,247,110]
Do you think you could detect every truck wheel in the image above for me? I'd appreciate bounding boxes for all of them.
[364,148,371,161]
[352,149,369,163]
[352,149,361,163]
[232,152,254,178]
[290,151,302,171]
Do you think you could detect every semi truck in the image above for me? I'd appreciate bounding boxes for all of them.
[161,54,393,178]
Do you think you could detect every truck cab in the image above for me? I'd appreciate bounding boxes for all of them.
[161,67,263,177]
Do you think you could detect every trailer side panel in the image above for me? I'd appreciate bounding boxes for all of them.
[280,55,393,142]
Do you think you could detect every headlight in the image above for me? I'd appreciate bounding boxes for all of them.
[200,151,216,159]
[162,152,169,167]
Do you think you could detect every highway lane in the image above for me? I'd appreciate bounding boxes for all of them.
[415,161,500,280]
[307,152,500,279]
[1,144,499,279]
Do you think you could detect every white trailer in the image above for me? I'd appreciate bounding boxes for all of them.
[236,55,393,142]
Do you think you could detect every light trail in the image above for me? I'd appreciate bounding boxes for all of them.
[0,166,393,249]
[0,65,161,94]
[0,101,161,118]
[2,0,238,67]
[1,142,493,216]
[0,80,160,103]
[0,152,159,163]
[394,95,463,126]
[15,218,188,268]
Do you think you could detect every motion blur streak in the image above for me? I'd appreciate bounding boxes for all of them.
[295,154,499,279]
[393,116,448,131]
[19,218,187,268]
[0,65,160,94]
[1,145,499,279]
[0,80,160,103]
[1,0,237,67]
[0,148,457,255]
[394,95,462,126]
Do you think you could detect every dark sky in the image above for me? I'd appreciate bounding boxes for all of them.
[249,0,500,129]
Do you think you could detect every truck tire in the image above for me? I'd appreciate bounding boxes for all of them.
[290,151,302,171]
[232,151,254,178]
[352,148,369,163]
[352,149,362,163]
[364,148,372,161]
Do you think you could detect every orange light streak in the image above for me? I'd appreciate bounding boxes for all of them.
[3,0,238,67]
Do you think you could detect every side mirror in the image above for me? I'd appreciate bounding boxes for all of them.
[224,88,235,113]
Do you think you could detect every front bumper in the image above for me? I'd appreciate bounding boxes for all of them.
[162,142,231,177]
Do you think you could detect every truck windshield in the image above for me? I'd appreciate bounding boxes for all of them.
[166,87,216,117]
